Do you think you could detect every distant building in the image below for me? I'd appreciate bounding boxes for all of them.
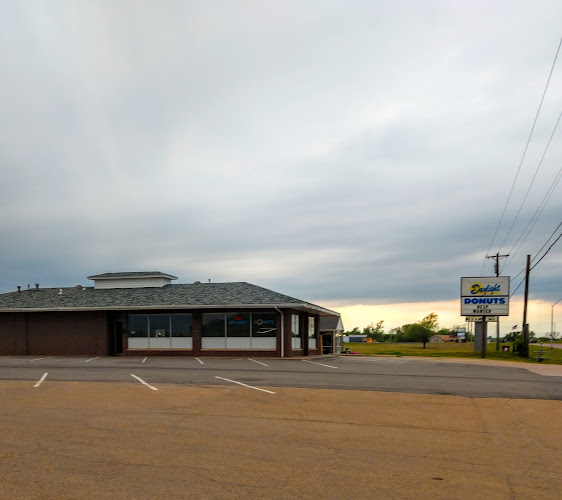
[343,334,368,343]
[0,271,341,357]
[429,334,451,343]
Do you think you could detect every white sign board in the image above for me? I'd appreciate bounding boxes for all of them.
[461,277,510,316]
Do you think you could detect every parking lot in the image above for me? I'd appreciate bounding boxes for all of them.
[0,354,560,399]
[1,356,561,499]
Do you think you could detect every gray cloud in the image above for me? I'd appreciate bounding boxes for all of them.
[1,0,561,314]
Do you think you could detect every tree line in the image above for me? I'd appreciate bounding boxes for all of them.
[344,313,468,348]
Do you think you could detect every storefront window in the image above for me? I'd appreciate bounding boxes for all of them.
[128,315,148,337]
[201,312,278,350]
[252,313,277,337]
[128,312,277,350]
[171,314,192,337]
[202,314,225,337]
[308,317,316,349]
[149,314,170,338]
[292,314,301,349]
[128,313,193,349]
[226,313,251,337]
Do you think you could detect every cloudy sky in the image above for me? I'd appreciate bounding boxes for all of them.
[1,1,561,335]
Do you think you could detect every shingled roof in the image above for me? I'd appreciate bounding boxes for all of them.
[0,282,338,315]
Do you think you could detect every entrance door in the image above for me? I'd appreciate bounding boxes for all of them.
[321,333,333,355]
[111,319,123,355]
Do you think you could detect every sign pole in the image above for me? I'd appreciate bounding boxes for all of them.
[481,319,487,358]
[522,255,531,358]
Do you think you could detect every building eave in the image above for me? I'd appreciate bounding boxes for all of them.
[0,303,339,314]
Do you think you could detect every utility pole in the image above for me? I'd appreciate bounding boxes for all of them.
[552,299,561,348]
[486,252,509,351]
[521,254,531,358]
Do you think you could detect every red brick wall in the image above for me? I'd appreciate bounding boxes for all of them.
[25,311,108,355]
[0,313,27,355]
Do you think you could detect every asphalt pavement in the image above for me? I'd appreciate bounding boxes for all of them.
[1,355,561,499]
[0,355,560,400]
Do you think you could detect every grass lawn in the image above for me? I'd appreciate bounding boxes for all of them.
[343,342,562,364]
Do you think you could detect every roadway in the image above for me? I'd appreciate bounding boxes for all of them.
[0,355,560,400]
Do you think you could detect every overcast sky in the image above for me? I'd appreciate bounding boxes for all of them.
[1,1,561,333]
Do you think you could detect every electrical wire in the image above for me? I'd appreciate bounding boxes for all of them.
[508,222,562,296]
[503,165,562,271]
[510,276,526,297]
[530,231,562,271]
[531,219,562,264]
[482,36,562,271]
[499,107,562,252]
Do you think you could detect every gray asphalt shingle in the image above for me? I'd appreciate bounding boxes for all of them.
[0,282,336,315]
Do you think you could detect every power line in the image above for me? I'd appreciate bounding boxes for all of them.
[499,106,562,252]
[531,219,562,264]
[508,220,562,295]
[510,276,526,297]
[483,36,562,270]
[503,164,562,271]
[530,231,562,271]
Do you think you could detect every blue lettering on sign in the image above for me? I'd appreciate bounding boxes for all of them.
[464,298,506,304]
[228,320,248,325]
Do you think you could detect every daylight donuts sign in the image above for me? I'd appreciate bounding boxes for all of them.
[460,277,510,316]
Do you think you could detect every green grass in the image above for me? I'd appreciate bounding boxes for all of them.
[343,342,562,364]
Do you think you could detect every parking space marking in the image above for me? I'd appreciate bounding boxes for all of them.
[195,358,204,365]
[34,373,48,388]
[85,357,99,362]
[302,359,338,369]
[130,374,158,391]
[215,376,275,394]
[247,358,269,367]
[30,357,54,362]
[142,357,148,363]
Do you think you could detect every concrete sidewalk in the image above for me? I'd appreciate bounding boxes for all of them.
[0,380,560,499]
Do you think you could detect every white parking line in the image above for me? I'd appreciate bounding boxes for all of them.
[142,357,148,363]
[30,357,54,362]
[195,358,204,365]
[130,374,158,391]
[85,357,99,362]
[34,373,48,388]
[302,359,338,369]
[247,358,269,367]
[215,376,276,394]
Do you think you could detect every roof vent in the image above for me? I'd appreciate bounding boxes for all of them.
[58,289,63,295]
[194,280,201,284]
[17,286,21,292]
[35,283,39,290]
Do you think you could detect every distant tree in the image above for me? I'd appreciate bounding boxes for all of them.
[384,327,402,342]
[345,327,361,336]
[363,320,384,341]
[419,313,439,332]
[404,323,433,348]
[396,325,412,342]
[503,331,520,343]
